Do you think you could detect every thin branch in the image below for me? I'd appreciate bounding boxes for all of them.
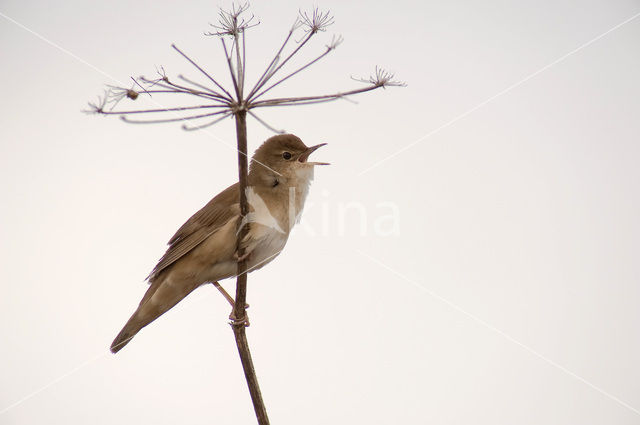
[245,21,298,100]
[167,77,231,102]
[251,66,405,108]
[178,74,231,99]
[250,35,343,102]
[182,111,233,131]
[247,8,333,101]
[221,38,241,100]
[137,76,230,103]
[248,110,285,134]
[120,110,229,124]
[172,44,235,101]
[251,97,342,107]
[247,30,315,100]
[139,74,231,103]
[250,84,382,108]
[131,77,151,98]
[135,89,220,96]
[93,104,228,115]
[241,30,247,97]
[136,65,171,90]
[235,33,244,98]
[84,88,227,114]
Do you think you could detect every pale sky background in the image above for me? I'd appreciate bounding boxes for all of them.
[1,0,640,424]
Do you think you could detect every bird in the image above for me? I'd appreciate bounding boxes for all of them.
[110,134,328,353]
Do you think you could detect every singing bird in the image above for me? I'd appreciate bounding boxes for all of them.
[110,134,327,353]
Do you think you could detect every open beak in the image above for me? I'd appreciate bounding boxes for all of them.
[298,143,330,165]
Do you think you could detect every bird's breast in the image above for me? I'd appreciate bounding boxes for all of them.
[245,223,289,271]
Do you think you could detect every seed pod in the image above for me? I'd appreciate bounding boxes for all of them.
[126,89,139,100]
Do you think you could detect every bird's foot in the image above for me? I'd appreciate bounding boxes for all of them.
[234,250,252,263]
[229,308,250,327]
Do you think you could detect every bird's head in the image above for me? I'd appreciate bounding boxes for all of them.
[249,134,328,187]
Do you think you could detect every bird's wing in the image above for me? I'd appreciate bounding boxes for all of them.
[147,183,240,281]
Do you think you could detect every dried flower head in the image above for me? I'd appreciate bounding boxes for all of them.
[105,85,140,107]
[299,8,334,34]
[207,2,259,37]
[87,4,403,132]
[138,66,169,89]
[326,35,343,51]
[126,89,139,100]
[85,89,109,114]
[352,66,407,88]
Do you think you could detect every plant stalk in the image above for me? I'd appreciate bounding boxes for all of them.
[232,109,270,425]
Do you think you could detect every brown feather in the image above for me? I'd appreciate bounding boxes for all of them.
[147,183,240,281]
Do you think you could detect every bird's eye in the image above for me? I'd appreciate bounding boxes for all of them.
[282,151,292,160]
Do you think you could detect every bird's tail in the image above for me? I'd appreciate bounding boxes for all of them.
[111,313,147,353]
[110,279,163,353]
[110,277,199,353]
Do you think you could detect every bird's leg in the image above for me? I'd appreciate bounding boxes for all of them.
[212,281,235,306]
[211,281,250,326]
[211,281,250,309]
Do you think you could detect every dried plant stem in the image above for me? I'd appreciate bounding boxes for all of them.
[252,32,314,96]
[232,110,270,425]
[171,44,235,101]
[249,46,335,102]
[121,110,228,124]
[251,84,381,108]
[136,77,220,100]
[221,38,241,99]
[97,105,228,115]
[245,25,296,100]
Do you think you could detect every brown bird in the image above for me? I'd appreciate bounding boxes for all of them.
[111,134,327,353]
